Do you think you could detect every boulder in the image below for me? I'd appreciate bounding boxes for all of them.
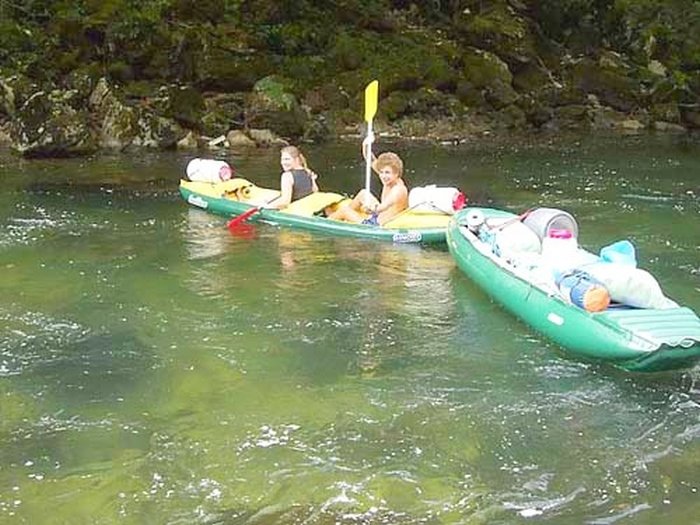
[494,104,527,129]
[653,121,686,133]
[681,108,700,129]
[198,49,275,92]
[248,128,287,147]
[552,104,591,130]
[569,57,640,112]
[11,89,97,157]
[245,76,306,139]
[163,85,206,129]
[590,105,628,130]
[226,129,256,149]
[88,78,139,151]
[618,119,645,131]
[132,112,184,149]
[517,94,554,128]
[0,78,16,118]
[0,122,11,144]
[650,102,681,124]
[177,130,199,150]
[202,93,246,137]
[0,74,39,118]
[461,48,518,109]
[462,48,513,88]
[303,83,350,112]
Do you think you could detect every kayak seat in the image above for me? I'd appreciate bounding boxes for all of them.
[382,210,452,229]
[283,192,347,217]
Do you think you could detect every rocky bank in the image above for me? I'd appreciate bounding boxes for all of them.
[0,1,698,157]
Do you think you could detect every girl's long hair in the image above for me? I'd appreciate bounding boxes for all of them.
[281,145,309,170]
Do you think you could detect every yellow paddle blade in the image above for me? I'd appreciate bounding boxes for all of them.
[364,80,379,122]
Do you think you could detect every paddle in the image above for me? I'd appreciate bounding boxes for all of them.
[363,80,379,208]
[226,195,281,232]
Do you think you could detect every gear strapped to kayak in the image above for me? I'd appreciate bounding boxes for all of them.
[448,206,700,372]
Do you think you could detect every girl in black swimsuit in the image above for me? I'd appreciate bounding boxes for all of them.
[266,146,319,209]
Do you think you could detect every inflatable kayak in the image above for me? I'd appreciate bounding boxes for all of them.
[179,178,456,244]
[447,207,700,372]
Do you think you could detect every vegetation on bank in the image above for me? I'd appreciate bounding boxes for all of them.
[0,0,699,156]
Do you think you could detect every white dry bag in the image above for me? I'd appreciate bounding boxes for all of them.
[408,185,466,214]
[186,158,233,183]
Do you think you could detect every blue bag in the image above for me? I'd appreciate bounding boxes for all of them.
[599,240,637,267]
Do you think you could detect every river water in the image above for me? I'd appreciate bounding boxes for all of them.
[0,134,699,524]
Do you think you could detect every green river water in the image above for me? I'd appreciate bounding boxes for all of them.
[0,135,699,524]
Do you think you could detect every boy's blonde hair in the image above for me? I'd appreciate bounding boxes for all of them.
[374,152,403,177]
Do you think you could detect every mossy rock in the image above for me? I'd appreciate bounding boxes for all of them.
[88,78,140,150]
[245,75,306,138]
[278,55,333,95]
[552,104,592,130]
[453,2,538,66]
[647,73,694,105]
[107,61,136,83]
[485,79,519,109]
[202,93,246,137]
[517,93,554,128]
[11,90,98,157]
[378,34,459,93]
[650,102,681,124]
[455,80,488,108]
[494,104,527,129]
[329,32,367,71]
[251,75,297,111]
[462,47,513,88]
[61,67,100,102]
[133,112,185,149]
[329,30,459,96]
[382,91,411,120]
[460,48,520,109]
[410,88,465,118]
[0,74,39,117]
[512,62,553,94]
[681,108,700,129]
[589,105,628,130]
[198,49,275,92]
[163,85,206,129]
[120,80,160,101]
[539,83,587,108]
[321,108,360,135]
[569,57,640,112]
[303,83,350,113]
[302,114,331,143]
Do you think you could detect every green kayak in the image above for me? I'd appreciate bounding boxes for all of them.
[447,207,700,372]
[180,178,452,244]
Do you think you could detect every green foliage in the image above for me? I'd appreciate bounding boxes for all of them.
[253,75,297,111]
[615,0,700,68]
[531,0,623,53]
[0,0,698,113]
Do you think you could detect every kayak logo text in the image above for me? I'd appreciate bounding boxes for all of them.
[392,231,422,243]
[187,195,209,209]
